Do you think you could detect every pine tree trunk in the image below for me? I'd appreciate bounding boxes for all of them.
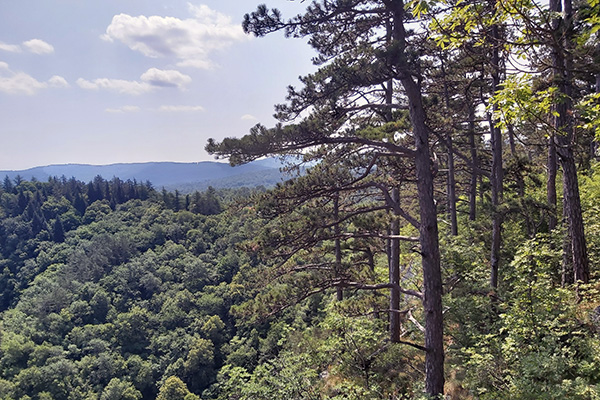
[447,139,458,236]
[551,0,590,285]
[390,0,444,394]
[390,188,401,342]
[490,121,503,290]
[406,76,445,396]
[548,135,558,231]
[562,187,574,286]
[560,152,590,283]
[468,102,478,221]
[595,63,600,160]
[489,20,503,290]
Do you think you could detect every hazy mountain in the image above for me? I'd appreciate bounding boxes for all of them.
[0,159,290,191]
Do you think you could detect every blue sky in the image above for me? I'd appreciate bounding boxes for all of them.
[0,1,315,170]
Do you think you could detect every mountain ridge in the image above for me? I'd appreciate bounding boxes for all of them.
[0,159,287,191]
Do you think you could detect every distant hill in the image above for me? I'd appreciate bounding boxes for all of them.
[0,159,292,192]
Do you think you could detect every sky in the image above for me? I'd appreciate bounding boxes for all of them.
[0,0,316,170]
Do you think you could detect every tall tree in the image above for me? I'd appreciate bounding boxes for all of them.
[493,0,594,283]
[488,1,504,290]
[208,0,445,395]
[431,0,510,289]
[550,0,590,284]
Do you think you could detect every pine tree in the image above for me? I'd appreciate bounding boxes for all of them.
[208,0,445,394]
[53,216,65,243]
[2,176,14,193]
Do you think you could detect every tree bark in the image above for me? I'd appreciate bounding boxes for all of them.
[406,77,445,396]
[389,187,401,342]
[447,137,458,236]
[561,153,590,283]
[548,135,558,231]
[390,0,445,395]
[411,88,445,397]
[468,101,478,221]
[489,18,503,291]
[551,0,590,284]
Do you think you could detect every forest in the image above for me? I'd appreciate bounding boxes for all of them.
[1,0,600,398]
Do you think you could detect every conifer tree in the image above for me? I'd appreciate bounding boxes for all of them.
[550,0,590,284]
[52,216,65,243]
[3,176,14,193]
[208,0,445,395]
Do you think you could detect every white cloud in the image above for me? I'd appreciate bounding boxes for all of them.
[22,39,54,55]
[106,105,141,113]
[0,42,21,53]
[140,68,191,89]
[0,63,68,95]
[0,39,55,54]
[188,4,234,25]
[159,105,205,112]
[48,75,69,88]
[102,4,250,69]
[241,114,257,121]
[77,77,152,95]
[0,72,46,95]
[78,67,192,95]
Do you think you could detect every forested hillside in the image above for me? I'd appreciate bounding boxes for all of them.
[0,176,243,399]
[0,159,286,193]
[0,166,599,399]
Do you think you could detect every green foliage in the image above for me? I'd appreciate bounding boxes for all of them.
[100,378,142,400]
[0,178,244,399]
[156,376,199,400]
[581,164,600,268]
[455,234,600,399]
[213,300,427,400]
[0,159,596,400]
[577,93,600,139]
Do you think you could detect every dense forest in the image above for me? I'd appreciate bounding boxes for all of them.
[2,0,600,398]
[0,166,599,400]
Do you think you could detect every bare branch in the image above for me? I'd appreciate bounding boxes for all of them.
[408,309,426,333]
[398,339,427,352]
[337,232,420,242]
[336,280,424,300]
